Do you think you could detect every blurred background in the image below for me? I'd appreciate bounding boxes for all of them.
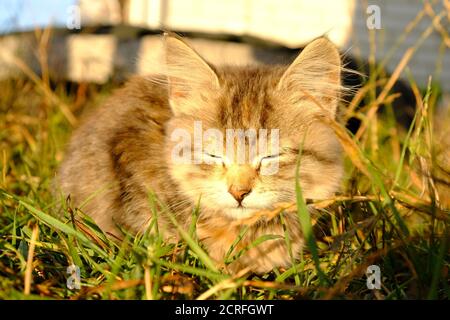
[0,0,449,96]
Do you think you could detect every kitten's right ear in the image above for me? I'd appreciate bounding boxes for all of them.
[164,34,220,116]
[277,37,342,117]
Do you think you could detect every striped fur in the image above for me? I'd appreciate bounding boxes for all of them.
[55,35,344,273]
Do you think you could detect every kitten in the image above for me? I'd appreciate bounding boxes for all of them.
[55,34,344,274]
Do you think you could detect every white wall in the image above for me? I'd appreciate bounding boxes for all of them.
[126,0,355,47]
[123,0,449,91]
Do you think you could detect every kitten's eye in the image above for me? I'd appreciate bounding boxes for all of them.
[258,154,281,168]
[262,154,280,161]
[205,153,222,159]
[203,152,224,165]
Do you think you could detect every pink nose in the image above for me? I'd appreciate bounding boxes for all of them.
[228,185,251,204]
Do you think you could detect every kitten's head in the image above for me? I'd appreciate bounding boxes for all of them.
[162,34,344,220]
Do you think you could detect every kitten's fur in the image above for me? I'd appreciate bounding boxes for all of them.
[55,35,344,273]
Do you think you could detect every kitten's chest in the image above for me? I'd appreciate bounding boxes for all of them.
[196,214,303,273]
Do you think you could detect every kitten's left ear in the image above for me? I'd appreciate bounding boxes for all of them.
[164,34,220,116]
[277,37,342,117]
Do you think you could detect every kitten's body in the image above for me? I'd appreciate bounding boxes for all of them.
[56,36,344,273]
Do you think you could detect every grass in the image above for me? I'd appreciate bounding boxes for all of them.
[1,20,449,300]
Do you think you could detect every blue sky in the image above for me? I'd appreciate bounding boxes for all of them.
[0,0,78,33]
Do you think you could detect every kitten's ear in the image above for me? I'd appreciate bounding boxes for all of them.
[164,34,220,116]
[277,37,341,117]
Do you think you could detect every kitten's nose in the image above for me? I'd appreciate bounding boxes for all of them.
[228,185,251,204]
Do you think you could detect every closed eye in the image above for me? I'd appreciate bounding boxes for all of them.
[258,154,282,168]
[204,153,222,159]
[262,154,280,160]
[202,152,226,166]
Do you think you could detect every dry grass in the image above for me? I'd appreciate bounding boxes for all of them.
[0,3,449,300]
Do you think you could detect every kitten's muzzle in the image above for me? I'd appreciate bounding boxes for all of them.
[228,185,252,205]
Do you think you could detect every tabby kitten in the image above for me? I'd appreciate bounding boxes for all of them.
[55,35,344,273]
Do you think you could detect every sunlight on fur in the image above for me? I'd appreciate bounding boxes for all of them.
[56,34,346,273]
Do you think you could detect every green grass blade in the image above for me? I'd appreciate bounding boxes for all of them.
[294,142,329,286]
